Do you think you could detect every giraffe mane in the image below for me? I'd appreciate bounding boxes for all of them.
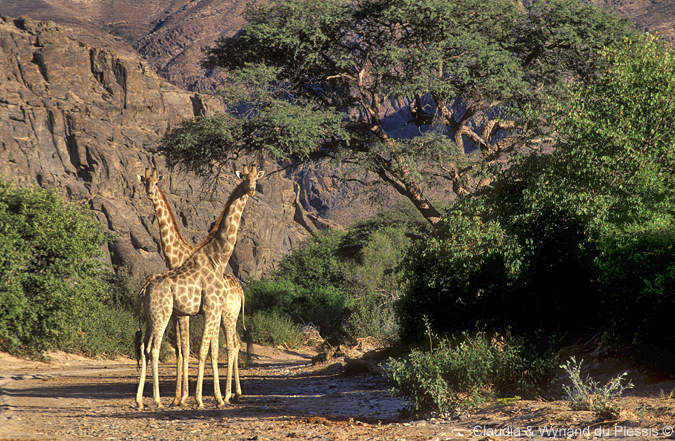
[193,177,249,252]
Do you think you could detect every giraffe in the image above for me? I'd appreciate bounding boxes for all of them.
[142,168,247,407]
[135,165,264,409]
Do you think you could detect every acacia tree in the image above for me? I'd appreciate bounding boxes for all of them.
[160,0,630,225]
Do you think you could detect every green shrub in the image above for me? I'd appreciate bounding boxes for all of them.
[107,265,147,312]
[560,356,633,421]
[246,278,349,339]
[275,229,350,293]
[0,180,112,356]
[245,203,426,344]
[384,330,553,415]
[397,35,675,349]
[58,305,138,358]
[344,296,398,344]
[248,311,304,349]
[593,229,675,349]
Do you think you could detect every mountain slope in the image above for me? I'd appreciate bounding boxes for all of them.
[0,15,317,280]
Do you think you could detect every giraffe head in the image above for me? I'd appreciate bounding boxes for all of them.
[236,165,265,197]
[143,168,160,200]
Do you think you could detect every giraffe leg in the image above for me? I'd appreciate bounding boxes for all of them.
[195,312,219,409]
[150,334,165,409]
[177,316,190,407]
[211,326,226,408]
[172,316,182,407]
[232,330,242,402]
[223,320,241,404]
[135,339,148,409]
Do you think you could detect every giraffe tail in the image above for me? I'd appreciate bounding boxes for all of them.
[134,282,147,369]
[241,291,253,355]
[134,329,143,370]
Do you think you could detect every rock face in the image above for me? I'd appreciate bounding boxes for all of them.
[0,0,250,91]
[0,16,319,281]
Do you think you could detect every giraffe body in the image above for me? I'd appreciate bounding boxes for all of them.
[136,166,263,409]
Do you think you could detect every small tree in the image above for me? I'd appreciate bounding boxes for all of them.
[0,181,112,355]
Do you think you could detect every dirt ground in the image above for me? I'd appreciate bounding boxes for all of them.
[1,340,674,441]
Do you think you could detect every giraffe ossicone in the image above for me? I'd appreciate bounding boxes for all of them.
[135,165,263,409]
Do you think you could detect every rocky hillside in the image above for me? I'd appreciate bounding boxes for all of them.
[0,0,249,91]
[0,0,672,93]
[0,16,322,281]
[590,0,675,47]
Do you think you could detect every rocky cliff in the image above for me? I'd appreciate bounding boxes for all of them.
[0,16,320,281]
[0,0,249,91]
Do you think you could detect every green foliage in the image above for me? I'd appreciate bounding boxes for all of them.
[162,0,632,224]
[0,180,113,355]
[275,229,351,294]
[344,296,398,343]
[531,34,675,347]
[107,265,147,312]
[496,396,521,406]
[58,305,139,358]
[560,357,634,421]
[398,34,675,349]
[248,310,304,349]
[246,203,426,343]
[384,330,553,414]
[536,34,675,240]
[246,266,351,339]
[398,196,529,341]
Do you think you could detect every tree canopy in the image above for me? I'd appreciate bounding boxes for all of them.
[160,0,632,225]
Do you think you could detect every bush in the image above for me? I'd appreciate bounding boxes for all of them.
[560,356,633,421]
[384,330,553,415]
[0,181,113,356]
[344,296,398,343]
[245,205,426,344]
[58,305,139,358]
[398,196,529,342]
[248,311,304,349]
[246,278,349,339]
[398,36,675,349]
[594,229,675,350]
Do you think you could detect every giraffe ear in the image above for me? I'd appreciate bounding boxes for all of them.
[235,171,242,179]
[257,170,265,179]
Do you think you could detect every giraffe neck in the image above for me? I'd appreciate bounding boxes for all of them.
[152,187,193,268]
[194,182,249,270]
